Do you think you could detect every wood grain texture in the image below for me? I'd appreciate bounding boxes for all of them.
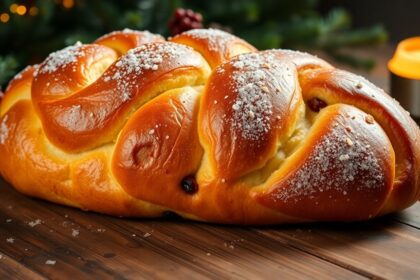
[255,217,420,279]
[0,252,45,280]
[393,202,420,229]
[0,178,368,280]
[0,176,419,279]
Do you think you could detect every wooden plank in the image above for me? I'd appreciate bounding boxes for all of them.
[393,203,420,229]
[0,187,214,279]
[0,252,45,280]
[0,179,365,279]
[255,214,420,279]
[97,220,366,280]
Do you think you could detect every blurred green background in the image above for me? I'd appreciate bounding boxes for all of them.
[0,0,390,89]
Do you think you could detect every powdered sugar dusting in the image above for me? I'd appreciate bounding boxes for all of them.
[272,49,312,57]
[71,229,79,237]
[184,28,235,51]
[0,115,9,144]
[269,49,332,70]
[273,119,385,203]
[45,260,56,265]
[228,52,293,140]
[37,42,84,75]
[28,219,42,227]
[66,105,82,127]
[121,29,161,42]
[122,28,153,35]
[121,91,131,102]
[96,29,161,42]
[103,42,191,102]
[270,49,319,62]
[10,65,35,83]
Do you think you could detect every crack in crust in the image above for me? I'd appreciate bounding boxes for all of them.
[0,29,419,224]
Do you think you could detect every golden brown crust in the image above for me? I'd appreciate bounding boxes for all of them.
[112,87,204,213]
[0,28,419,224]
[94,29,165,54]
[254,104,395,221]
[1,65,36,116]
[32,42,210,152]
[199,51,303,180]
[300,69,420,214]
[169,28,257,68]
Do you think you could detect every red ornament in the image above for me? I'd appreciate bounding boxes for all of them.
[168,8,203,36]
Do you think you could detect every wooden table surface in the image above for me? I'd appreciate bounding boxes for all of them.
[1,46,420,279]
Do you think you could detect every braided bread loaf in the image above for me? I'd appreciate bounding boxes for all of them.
[0,29,419,224]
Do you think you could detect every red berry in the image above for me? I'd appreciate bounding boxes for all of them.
[194,14,203,22]
[186,9,194,17]
[168,8,203,36]
[175,9,185,17]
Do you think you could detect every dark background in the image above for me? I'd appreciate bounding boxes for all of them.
[321,0,420,42]
[1,0,420,88]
